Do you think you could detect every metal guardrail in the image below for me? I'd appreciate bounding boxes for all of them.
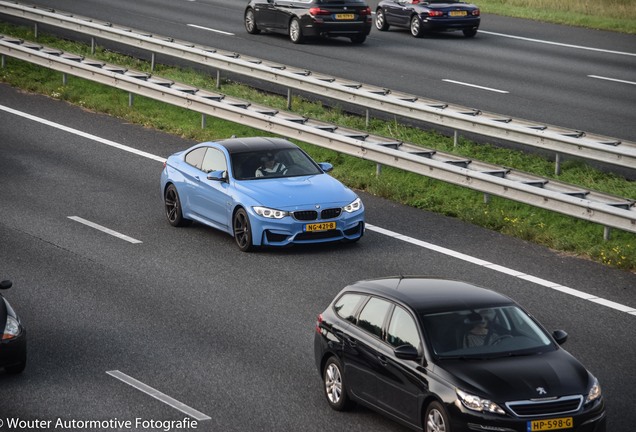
[1,0,635,171]
[1,36,634,234]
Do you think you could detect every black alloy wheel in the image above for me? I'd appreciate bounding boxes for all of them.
[164,184,191,227]
[424,401,451,432]
[233,208,253,252]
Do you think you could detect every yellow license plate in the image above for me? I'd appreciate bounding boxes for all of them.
[305,222,336,232]
[335,13,355,20]
[528,417,574,431]
[449,10,468,16]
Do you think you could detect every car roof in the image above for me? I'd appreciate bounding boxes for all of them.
[343,276,515,314]
[207,137,299,155]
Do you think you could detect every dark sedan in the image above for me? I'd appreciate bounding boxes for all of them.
[375,0,480,38]
[244,0,372,44]
[0,279,26,374]
[314,276,606,432]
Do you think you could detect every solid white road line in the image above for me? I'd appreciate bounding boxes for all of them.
[68,216,143,244]
[480,31,636,57]
[588,75,636,86]
[3,104,635,316]
[442,79,509,94]
[187,24,234,36]
[106,370,211,421]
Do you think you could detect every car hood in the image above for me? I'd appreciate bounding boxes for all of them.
[234,174,357,209]
[440,349,591,401]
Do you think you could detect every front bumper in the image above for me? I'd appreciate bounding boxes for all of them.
[0,329,27,370]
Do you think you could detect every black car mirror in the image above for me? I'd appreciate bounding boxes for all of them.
[0,279,13,290]
[552,329,568,345]
[394,344,419,361]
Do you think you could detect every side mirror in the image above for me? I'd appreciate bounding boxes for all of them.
[207,170,227,182]
[553,330,568,345]
[0,280,13,290]
[318,162,333,173]
[394,344,419,361]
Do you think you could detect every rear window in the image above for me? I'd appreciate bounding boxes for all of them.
[333,293,365,323]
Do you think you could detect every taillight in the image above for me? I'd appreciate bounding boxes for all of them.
[316,314,324,333]
[359,7,371,16]
[472,9,480,16]
[427,10,443,17]
[309,7,331,16]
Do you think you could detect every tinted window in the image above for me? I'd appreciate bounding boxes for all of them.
[230,148,322,180]
[387,306,421,351]
[357,297,391,339]
[334,293,365,324]
[201,148,227,173]
[185,147,206,170]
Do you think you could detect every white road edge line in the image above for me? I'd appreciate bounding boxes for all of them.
[187,24,234,36]
[480,31,636,57]
[68,216,143,244]
[366,224,636,316]
[106,370,211,421]
[588,75,636,86]
[3,104,635,316]
[442,79,509,94]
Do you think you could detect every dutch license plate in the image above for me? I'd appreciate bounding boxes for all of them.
[305,222,336,232]
[335,13,355,20]
[449,10,468,16]
[528,417,574,431]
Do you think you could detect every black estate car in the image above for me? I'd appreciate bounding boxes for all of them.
[0,279,26,374]
[375,0,480,38]
[314,277,606,432]
[244,0,373,44]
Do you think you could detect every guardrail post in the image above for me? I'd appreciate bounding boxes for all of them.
[216,70,220,89]
[1,55,5,68]
[484,193,490,204]
[604,226,611,241]
[555,153,562,175]
[151,52,156,72]
[454,130,459,148]
[62,72,67,86]
[201,113,206,129]
[376,163,382,176]
[129,92,134,107]
[34,22,38,39]
[287,88,292,110]
[91,37,96,55]
[366,109,370,128]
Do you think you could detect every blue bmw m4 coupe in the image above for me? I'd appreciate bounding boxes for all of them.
[160,137,365,251]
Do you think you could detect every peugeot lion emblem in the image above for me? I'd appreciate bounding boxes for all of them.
[536,387,547,395]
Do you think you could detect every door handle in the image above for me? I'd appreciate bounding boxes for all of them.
[344,335,357,347]
[378,355,388,366]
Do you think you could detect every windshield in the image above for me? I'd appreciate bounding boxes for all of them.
[420,305,553,359]
[231,148,323,180]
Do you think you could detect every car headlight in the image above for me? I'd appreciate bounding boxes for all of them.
[253,206,288,219]
[456,389,506,415]
[586,377,602,403]
[2,316,21,340]
[343,197,362,213]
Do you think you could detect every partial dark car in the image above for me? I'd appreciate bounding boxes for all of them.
[160,137,365,252]
[0,279,26,374]
[375,0,480,38]
[314,276,606,432]
[244,0,373,44]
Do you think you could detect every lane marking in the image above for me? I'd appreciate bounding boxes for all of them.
[588,75,636,86]
[480,31,636,57]
[442,79,509,94]
[107,370,211,421]
[68,216,143,244]
[2,104,634,316]
[0,105,166,163]
[187,24,234,36]
[365,224,636,316]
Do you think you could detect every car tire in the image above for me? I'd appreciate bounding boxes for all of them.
[410,15,425,38]
[233,208,254,252]
[289,17,304,44]
[164,184,191,227]
[350,34,366,44]
[463,28,478,38]
[4,354,26,374]
[323,356,354,411]
[375,8,389,31]
[244,8,260,34]
[424,401,451,432]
